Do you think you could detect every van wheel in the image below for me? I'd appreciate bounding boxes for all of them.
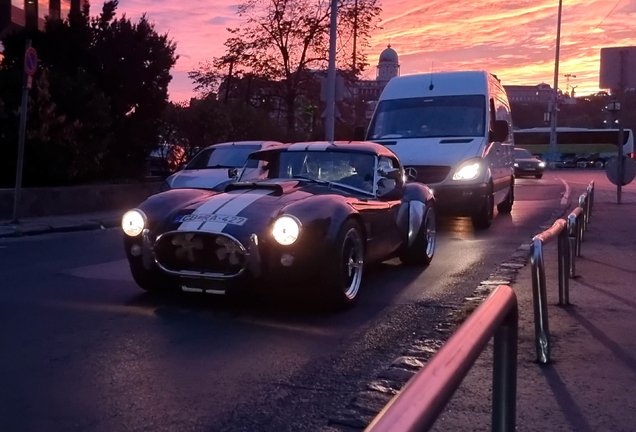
[535,174,543,179]
[472,186,494,229]
[497,180,514,214]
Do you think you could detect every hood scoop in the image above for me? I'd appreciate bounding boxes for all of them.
[439,138,475,144]
[226,182,283,195]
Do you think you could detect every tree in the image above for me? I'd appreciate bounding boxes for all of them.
[0,1,178,186]
[190,0,380,136]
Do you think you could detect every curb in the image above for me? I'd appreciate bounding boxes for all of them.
[324,203,571,431]
[0,216,121,239]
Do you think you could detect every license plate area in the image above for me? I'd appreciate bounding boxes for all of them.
[180,278,227,294]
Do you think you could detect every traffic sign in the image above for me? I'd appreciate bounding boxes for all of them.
[24,47,38,76]
[606,156,636,186]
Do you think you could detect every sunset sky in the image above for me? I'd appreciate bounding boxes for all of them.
[116,0,636,102]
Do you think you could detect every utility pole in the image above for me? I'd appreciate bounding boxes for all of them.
[325,0,338,142]
[548,0,563,166]
[352,0,358,74]
[616,50,628,204]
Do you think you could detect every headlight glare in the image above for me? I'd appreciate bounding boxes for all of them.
[122,209,146,237]
[272,215,300,245]
[514,162,519,167]
[539,161,546,168]
[452,161,481,181]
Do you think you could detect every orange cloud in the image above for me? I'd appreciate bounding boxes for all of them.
[116,0,635,100]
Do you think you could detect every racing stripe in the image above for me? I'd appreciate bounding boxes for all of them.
[197,189,272,233]
[177,190,249,232]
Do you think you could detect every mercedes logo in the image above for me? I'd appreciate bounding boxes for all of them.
[405,167,418,181]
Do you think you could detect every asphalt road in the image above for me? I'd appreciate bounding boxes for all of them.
[0,176,567,432]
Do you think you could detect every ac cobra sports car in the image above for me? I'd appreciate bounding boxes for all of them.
[122,141,436,307]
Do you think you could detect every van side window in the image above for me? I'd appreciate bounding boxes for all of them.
[489,98,497,131]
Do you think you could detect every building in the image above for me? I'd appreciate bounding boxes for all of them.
[354,45,400,119]
[355,45,401,103]
[0,0,84,36]
[504,83,553,104]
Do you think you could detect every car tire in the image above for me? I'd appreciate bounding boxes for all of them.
[497,179,514,214]
[535,174,543,179]
[324,219,365,309]
[130,261,177,293]
[471,185,494,230]
[400,203,436,266]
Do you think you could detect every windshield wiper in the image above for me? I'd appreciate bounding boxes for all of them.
[292,175,331,185]
[203,164,235,169]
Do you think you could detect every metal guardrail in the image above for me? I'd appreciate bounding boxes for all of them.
[365,285,518,432]
[530,181,594,364]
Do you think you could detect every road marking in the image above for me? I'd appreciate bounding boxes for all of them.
[558,176,570,206]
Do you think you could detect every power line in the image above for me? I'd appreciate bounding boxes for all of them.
[581,0,624,41]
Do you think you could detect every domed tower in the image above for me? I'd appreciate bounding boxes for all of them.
[376,45,400,82]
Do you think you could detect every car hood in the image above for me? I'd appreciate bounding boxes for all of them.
[158,180,341,243]
[373,137,486,167]
[516,158,541,163]
[167,169,231,189]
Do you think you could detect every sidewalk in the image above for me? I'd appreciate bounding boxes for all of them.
[431,176,636,432]
[0,210,122,238]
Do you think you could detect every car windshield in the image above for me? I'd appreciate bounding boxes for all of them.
[186,146,260,170]
[240,150,376,194]
[368,95,486,139]
[514,149,534,159]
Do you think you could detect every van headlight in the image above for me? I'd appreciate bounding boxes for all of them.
[272,215,301,245]
[452,160,482,181]
[539,161,546,168]
[122,209,146,237]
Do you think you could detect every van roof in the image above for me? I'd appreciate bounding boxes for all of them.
[379,71,492,100]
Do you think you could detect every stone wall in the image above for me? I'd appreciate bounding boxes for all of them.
[0,182,161,220]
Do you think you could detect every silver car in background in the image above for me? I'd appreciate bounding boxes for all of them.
[161,141,283,191]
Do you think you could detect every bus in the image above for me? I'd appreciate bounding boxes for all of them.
[513,127,634,168]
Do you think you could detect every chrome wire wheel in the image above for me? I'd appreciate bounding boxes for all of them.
[341,228,364,300]
[424,209,436,259]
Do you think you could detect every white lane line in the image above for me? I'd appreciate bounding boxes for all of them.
[558,176,570,206]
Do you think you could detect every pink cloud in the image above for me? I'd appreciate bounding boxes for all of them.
[115,0,636,99]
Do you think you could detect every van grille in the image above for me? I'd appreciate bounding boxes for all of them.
[405,165,451,184]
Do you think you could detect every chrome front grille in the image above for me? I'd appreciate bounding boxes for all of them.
[154,231,247,278]
[405,165,451,184]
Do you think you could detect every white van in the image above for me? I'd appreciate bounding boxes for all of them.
[365,71,515,228]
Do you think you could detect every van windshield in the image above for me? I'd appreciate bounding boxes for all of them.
[368,95,486,140]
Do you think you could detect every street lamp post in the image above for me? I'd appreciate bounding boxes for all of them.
[325,0,338,142]
[548,0,564,167]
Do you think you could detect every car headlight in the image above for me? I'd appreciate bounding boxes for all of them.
[452,160,482,181]
[122,209,146,237]
[272,215,301,245]
[514,162,519,168]
[539,161,546,168]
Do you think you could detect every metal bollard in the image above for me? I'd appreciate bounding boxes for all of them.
[557,228,570,305]
[578,195,587,236]
[576,209,583,256]
[587,184,593,219]
[530,238,550,364]
[567,214,577,277]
